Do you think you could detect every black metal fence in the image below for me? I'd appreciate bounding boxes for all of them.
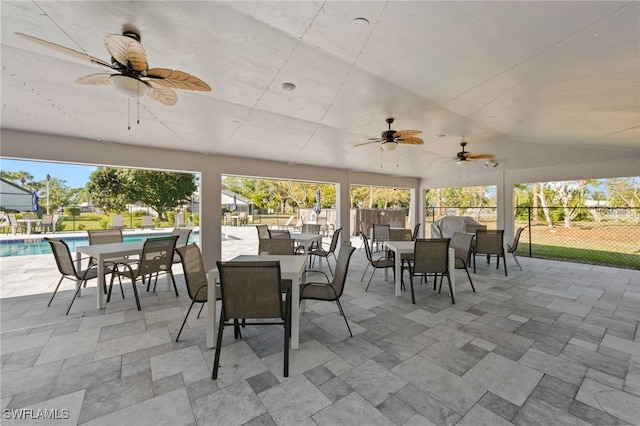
[425,206,640,269]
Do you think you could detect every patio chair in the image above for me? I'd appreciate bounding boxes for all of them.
[301,243,355,337]
[508,227,525,271]
[40,214,55,233]
[389,220,404,228]
[372,224,390,252]
[171,227,193,264]
[301,223,321,234]
[45,238,103,315]
[87,228,131,295]
[309,228,342,275]
[259,238,296,255]
[140,215,154,229]
[406,238,453,304]
[110,214,124,229]
[108,235,179,310]
[7,214,19,234]
[174,212,187,228]
[411,223,421,240]
[174,244,221,342]
[255,224,270,239]
[360,232,395,291]
[268,229,291,239]
[449,232,476,292]
[473,229,507,276]
[213,260,291,379]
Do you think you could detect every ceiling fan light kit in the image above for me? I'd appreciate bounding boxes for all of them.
[354,117,424,151]
[484,160,499,168]
[381,141,398,151]
[110,74,149,97]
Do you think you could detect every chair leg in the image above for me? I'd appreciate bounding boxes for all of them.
[360,263,370,282]
[169,271,179,297]
[196,302,206,318]
[131,279,142,310]
[176,299,197,342]
[473,253,476,273]
[212,311,226,379]
[284,292,291,377]
[365,268,376,291]
[503,253,508,276]
[464,266,476,292]
[327,255,334,276]
[48,276,64,307]
[409,273,416,304]
[335,299,353,337]
[65,279,86,315]
[446,272,455,304]
[512,252,523,271]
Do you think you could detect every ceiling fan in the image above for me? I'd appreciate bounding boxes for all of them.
[354,118,423,151]
[15,30,211,106]
[454,141,495,166]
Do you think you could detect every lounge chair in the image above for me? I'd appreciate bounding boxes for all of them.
[110,214,124,229]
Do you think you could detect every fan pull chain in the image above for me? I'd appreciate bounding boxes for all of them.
[137,87,140,125]
[127,98,131,130]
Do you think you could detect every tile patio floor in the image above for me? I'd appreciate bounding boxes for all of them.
[1,226,639,425]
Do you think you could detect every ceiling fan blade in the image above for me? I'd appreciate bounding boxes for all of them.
[15,32,112,68]
[75,73,112,85]
[353,139,382,147]
[146,68,211,91]
[104,34,148,71]
[393,129,422,138]
[465,152,495,160]
[398,136,424,145]
[146,80,177,105]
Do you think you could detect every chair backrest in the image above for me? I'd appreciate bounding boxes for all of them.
[475,230,505,255]
[217,261,284,320]
[412,238,450,274]
[301,223,321,234]
[171,227,193,247]
[360,232,374,263]
[175,212,185,227]
[256,224,270,239]
[259,238,295,255]
[326,228,342,253]
[389,220,404,228]
[328,243,356,299]
[283,216,295,226]
[41,214,54,226]
[138,236,179,277]
[141,215,154,226]
[45,238,79,278]
[412,223,421,240]
[509,227,525,252]
[23,213,37,220]
[465,223,487,234]
[88,228,123,245]
[175,244,208,303]
[449,232,474,268]
[111,214,124,227]
[390,228,412,241]
[8,214,18,226]
[372,224,390,242]
[269,229,291,239]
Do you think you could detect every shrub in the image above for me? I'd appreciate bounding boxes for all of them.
[191,213,199,226]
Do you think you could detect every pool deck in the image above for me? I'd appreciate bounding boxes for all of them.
[0,227,186,242]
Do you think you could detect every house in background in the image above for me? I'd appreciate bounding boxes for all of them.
[0,178,32,212]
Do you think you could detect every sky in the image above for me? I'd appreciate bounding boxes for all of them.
[0,158,96,188]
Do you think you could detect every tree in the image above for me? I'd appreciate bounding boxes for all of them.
[129,170,196,220]
[1,170,34,188]
[86,167,133,212]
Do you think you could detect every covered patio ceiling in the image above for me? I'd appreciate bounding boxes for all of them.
[1,1,638,179]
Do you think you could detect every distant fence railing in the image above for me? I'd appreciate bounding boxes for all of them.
[425,206,640,269]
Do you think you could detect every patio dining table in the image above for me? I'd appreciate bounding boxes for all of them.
[17,218,41,234]
[76,240,145,309]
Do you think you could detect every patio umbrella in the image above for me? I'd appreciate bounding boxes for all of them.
[31,190,40,212]
[231,194,238,211]
[313,189,321,216]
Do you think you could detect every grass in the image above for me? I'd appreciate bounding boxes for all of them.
[516,244,640,269]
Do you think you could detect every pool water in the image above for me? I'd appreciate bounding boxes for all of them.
[0,232,203,257]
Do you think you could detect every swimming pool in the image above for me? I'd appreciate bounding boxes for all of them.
[0,232,202,257]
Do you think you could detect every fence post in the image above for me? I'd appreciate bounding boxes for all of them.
[528,206,532,257]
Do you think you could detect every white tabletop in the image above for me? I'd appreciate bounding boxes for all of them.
[207,254,307,349]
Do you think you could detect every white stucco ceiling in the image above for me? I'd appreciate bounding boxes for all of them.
[1,1,638,179]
